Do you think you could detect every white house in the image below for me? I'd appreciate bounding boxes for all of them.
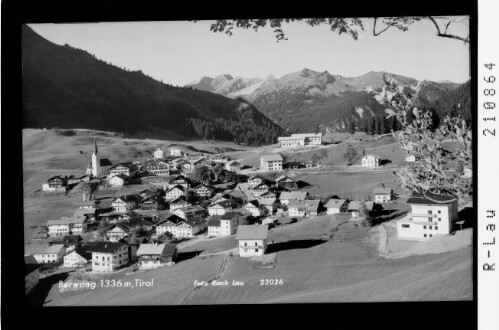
[172,205,206,220]
[288,199,322,217]
[257,198,278,214]
[279,190,308,205]
[373,187,393,203]
[109,163,134,178]
[397,192,459,241]
[136,243,177,269]
[193,184,214,198]
[106,224,130,242]
[325,199,348,215]
[207,216,222,236]
[42,176,68,192]
[165,185,185,201]
[277,133,322,148]
[247,175,265,187]
[361,154,380,168]
[405,154,417,162]
[111,195,140,213]
[33,244,67,264]
[225,160,241,172]
[168,196,191,211]
[207,199,234,216]
[47,217,86,237]
[348,201,364,220]
[109,174,129,187]
[169,218,207,238]
[153,148,165,159]
[168,175,190,189]
[243,201,265,217]
[236,225,269,257]
[87,242,129,272]
[63,248,92,267]
[156,215,183,235]
[260,154,283,172]
[170,148,183,157]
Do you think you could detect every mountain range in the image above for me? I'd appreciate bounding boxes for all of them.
[22,25,285,145]
[187,69,466,132]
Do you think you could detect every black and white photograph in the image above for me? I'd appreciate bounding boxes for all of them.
[17,9,475,308]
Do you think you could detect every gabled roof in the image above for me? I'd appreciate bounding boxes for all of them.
[170,195,188,203]
[87,242,126,253]
[108,223,130,233]
[373,187,392,195]
[279,191,308,201]
[288,199,321,211]
[261,154,283,162]
[113,195,141,203]
[158,214,184,226]
[244,200,260,208]
[325,199,347,208]
[348,201,363,211]
[248,175,265,181]
[220,212,242,221]
[362,154,380,159]
[236,225,269,240]
[364,201,375,211]
[111,174,129,180]
[136,243,177,256]
[167,185,185,193]
[47,216,86,226]
[257,198,277,206]
[275,175,294,183]
[207,215,222,227]
[37,244,65,254]
[182,217,207,227]
[253,183,269,190]
[100,158,113,167]
[110,163,131,170]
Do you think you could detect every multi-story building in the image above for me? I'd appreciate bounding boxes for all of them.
[260,154,283,172]
[236,225,269,257]
[136,243,177,269]
[33,244,67,264]
[63,248,92,267]
[361,154,380,168]
[325,199,348,215]
[277,133,322,147]
[88,242,129,272]
[397,192,459,241]
[42,176,68,192]
[374,187,393,203]
[153,148,165,159]
[111,195,140,213]
[165,185,185,201]
[288,199,322,217]
[47,217,86,237]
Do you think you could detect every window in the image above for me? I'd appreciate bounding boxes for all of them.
[255,242,258,246]
[428,210,432,215]
[402,224,410,228]
[438,218,441,221]
[423,225,426,229]
[424,234,427,238]
[429,226,432,230]
[430,234,433,237]
[435,226,438,230]
[255,249,259,252]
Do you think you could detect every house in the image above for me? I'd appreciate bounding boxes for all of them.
[109,163,135,178]
[397,192,459,241]
[25,256,41,294]
[252,183,270,196]
[153,147,165,159]
[47,217,86,237]
[136,243,177,269]
[170,148,183,157]
[42,176,68,192]
[169,196,192,211]
[347,201,364,220]
[67,174,91,185]
[140,195,165,211]
[405,153,417,162]
[106,224,130,242]
[86,138,113,177]
[374,187,393,203]
[111,195,140,213]
[87,242,129,272]
[212,155,229,164]
[257,198,278,214]
[156,215,184,235]
[63,247,92,267]
[207,215,222,236]
[49,235,83,252]
[139,189,158,200]
[243,201,265,217]
[225,160,241,172]
[288,199,322,217]
[208,199,236,216]
[260,190,278,199]
[79,200,96,209]
[361,154,380,168]
[260,154,283,172]
[33,244,66,264]
[275,175,296,189]
[193,184,214,198]
[169,217,207,238]
[168,175,190,189]
[173,205,206,220]
[247,175,265,187]
[277,133,322,147]
[110,174,129,187]
[325,199,348,215]
[165,185,185,201]
[279,190,308,205]
[145,160,172,176]
[236,225,269,257]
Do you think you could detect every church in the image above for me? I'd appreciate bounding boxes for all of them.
[86,138,113,177]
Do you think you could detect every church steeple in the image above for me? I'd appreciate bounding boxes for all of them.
[93,137,99,155]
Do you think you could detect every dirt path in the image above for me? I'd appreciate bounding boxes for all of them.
[181,254,230,305]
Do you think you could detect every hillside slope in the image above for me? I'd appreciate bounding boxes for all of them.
[22,25,284,144]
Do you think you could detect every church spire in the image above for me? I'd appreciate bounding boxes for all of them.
[94,137,98,155]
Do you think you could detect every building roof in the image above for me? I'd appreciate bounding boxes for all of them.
[244,200,260,208]
[220,212,242,221]
[108,223,130,233]
[406,191,457,205]
[364,201,375,211]
[373,187,392,195]
[114,195,141,203]
[47,217,86,226]
[167,185,185,193]
[257,198,277,206]
[275,175,294,183]
[37,244,65,255]
[288,199,321,211]
[100,158,113,167]
[278,133,322,141]
[348,201,363,211]
[207,215,222,227]
[362,154,380,159]
[87,242,126,253]
[136,243,177,256]
[325,199,347,208]
[279,190,308,201]
[112,174,129,180]
[261,154,283,162]
[235,225,269,240]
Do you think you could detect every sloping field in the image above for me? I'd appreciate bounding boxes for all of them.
[188,244,472,304]
[44,254,225,306]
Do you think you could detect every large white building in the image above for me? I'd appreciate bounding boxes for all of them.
[361,155,380,168]
[88,242,129,272]
[153,148,165,159]
[260,154,283,172]
[236,225,269,257]
[277,133,322,148]
[33,244,67,264]
[397,192,459,241]
[47,217,86,237]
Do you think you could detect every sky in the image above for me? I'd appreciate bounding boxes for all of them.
[28,18,470,86]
